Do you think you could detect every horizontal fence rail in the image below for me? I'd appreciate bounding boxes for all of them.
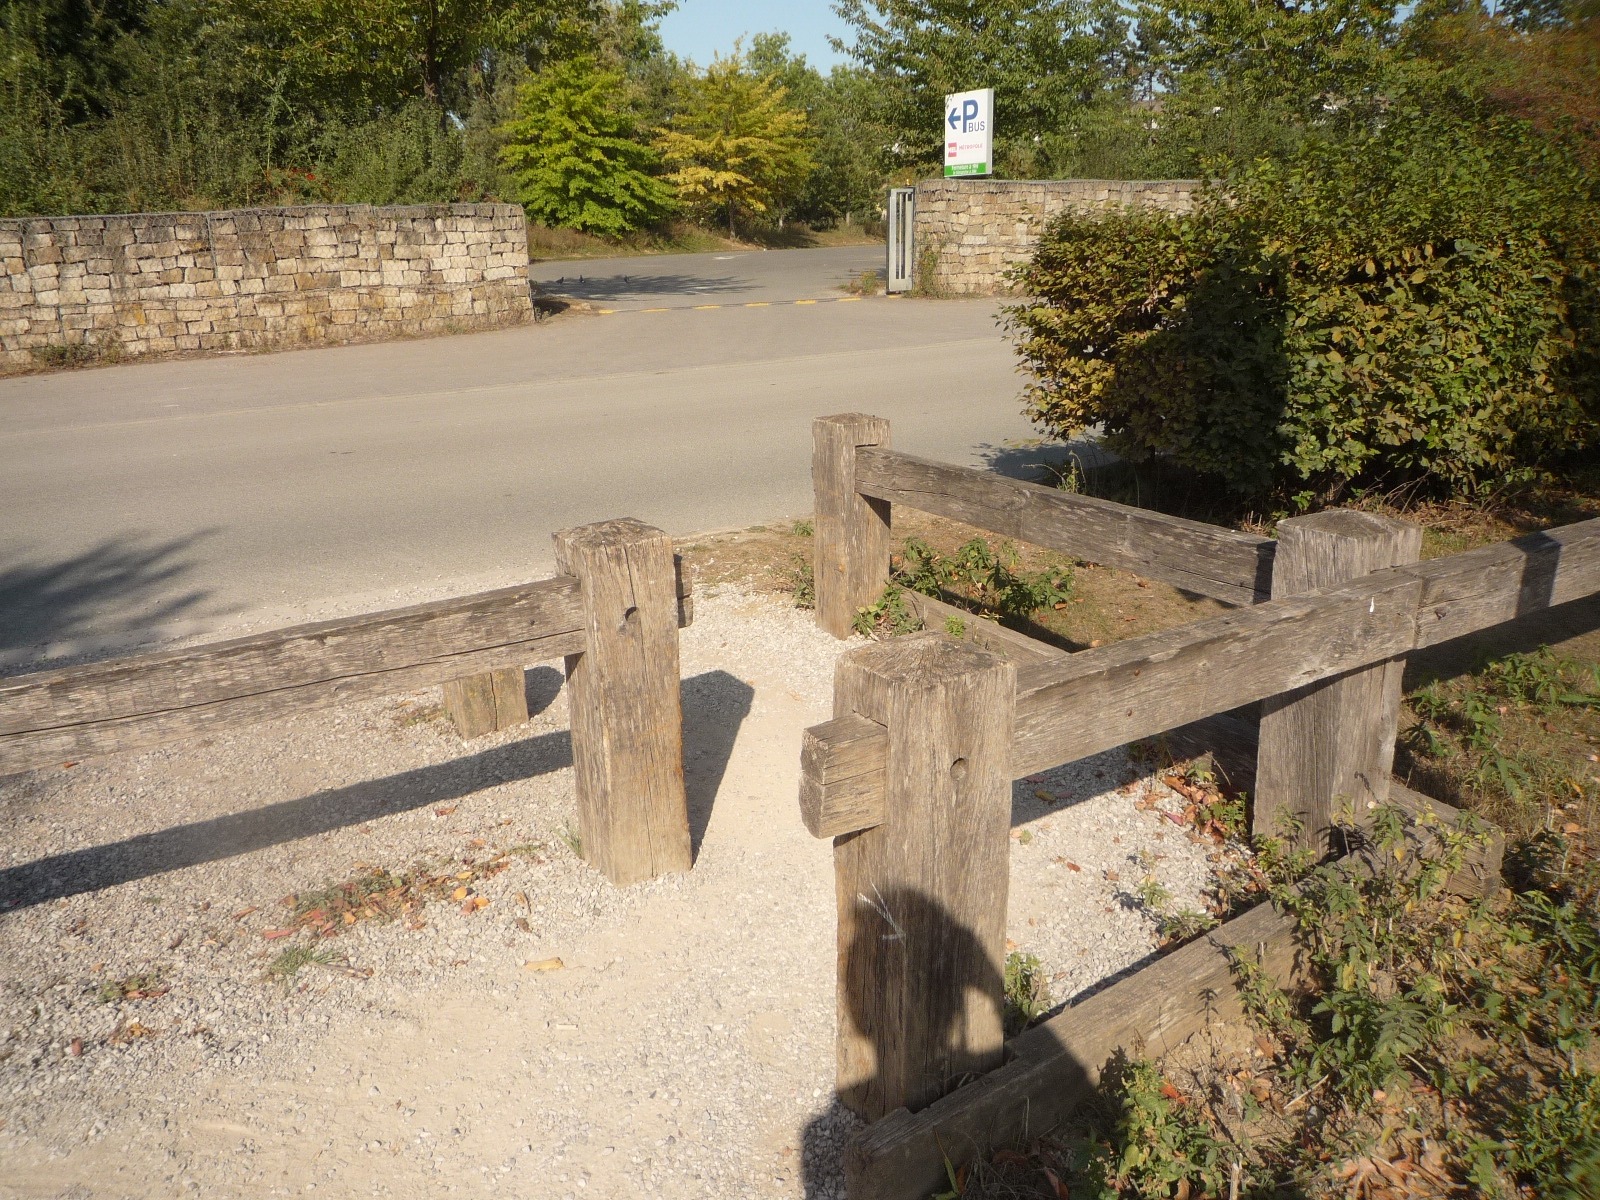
[802,515,1600,838]
[0,563,691,777]
[853,445,1276,605]
[2,518,695,888]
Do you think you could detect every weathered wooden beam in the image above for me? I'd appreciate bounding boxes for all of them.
[442,666,531,739]
[844,801,1503,1200]
[0,577,587,774]
[555,518,691,887]
[815,414,893,639]
[799,515,1600,838]
[853,446,1276,606]
[832,633,1016,1120]
[1012,568,1425,777]
[899,591,1068,665]
[1255,511,1422,852]
[800,713,888,839]
[0,558,693,778]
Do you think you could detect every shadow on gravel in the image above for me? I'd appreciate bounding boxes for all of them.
[0,533,214,672]
[799,888,1093,1200]
[0,729,574,910]
[681,670,755,862]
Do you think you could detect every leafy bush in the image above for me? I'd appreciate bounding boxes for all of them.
[1006,79,1600,507]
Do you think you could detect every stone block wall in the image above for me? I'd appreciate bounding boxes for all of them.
[0,203,532,368]
[912,178,1200,296]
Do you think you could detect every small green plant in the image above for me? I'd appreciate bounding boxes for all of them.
[943,615,967,638]
[1088,1057,1232,1198]
[559,823,584,858]
[785,553,815,609]
[1003,950,1050,1036]
[890,536,1072,623]
[851,584,922,638]
[1507,1069,1600,1199]
[790,518,814,537]
[266,943,340,982]
[1135,876,1173,911]
[1157,907,1219,944]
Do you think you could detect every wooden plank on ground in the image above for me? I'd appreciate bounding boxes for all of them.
[442,666,530,738]
[845,801,1503,1199]
[853,447,1276,606]
[815,415,893,638]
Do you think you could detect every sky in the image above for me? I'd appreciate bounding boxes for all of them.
[656,0,852,70]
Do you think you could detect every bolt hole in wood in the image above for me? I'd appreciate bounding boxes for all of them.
[620,604,639,633]
[949,757,968,783]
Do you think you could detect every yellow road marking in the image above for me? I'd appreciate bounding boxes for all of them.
[794,299,818,305]
[837,297,862,303]
[693,304,722,310]
[595,308,616,315]
[640,306,669,313]
[745,302,771,307]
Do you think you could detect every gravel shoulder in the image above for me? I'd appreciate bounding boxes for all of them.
[1,581,1237,1200]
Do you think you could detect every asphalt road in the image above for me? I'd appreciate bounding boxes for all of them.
[528,244,884,309]
[0,247,1051,667]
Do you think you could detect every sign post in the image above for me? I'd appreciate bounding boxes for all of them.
[943,88,994,178]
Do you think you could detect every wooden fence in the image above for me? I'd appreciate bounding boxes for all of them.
[1,517,695,887]
[803,413,1600,1198]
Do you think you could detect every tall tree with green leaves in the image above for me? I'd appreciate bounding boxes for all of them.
[653,52,813,235]
[832,0,1129,175]
[498,55,674,236]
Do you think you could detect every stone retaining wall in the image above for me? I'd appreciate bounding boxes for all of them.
[0,203,532,368]
[912,178,1200,296]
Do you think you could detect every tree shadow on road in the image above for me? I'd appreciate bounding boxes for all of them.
[0,533,215,672]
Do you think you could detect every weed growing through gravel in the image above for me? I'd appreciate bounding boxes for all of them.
[1003,950,1051,1037]
[265,944,340,981]
[96,972,167,1004]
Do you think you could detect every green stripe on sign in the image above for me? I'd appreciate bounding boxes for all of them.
[944,163,991,177]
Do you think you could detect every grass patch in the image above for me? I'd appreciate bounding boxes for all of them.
[265,943,340,981]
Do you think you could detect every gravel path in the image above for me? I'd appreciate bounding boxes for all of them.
[1,587,1232,1199]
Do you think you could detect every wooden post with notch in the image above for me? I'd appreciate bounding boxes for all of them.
[1254,509,1422,854]
[815,413,892,639]
[832,632,1016,1119]
[553,518,692,886]
[443,667,529,738]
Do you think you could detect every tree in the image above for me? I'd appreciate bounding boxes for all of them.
[653,52,813,236]
[832,0,1128,174]
[498,55,674,236]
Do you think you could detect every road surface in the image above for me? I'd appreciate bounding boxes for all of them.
[0,247,1054,667]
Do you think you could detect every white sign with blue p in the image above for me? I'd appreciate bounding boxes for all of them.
[943,88,994,178]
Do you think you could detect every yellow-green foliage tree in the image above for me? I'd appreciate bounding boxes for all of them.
[653,54,813,237]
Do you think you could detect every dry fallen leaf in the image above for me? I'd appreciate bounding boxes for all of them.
[68,1038,83,1057]
[450,886,469,901]
[524,957,564,972]
[434,805,457,817]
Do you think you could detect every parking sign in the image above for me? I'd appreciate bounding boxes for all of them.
[944,88,994,178]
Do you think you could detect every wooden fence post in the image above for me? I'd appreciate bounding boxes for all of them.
[553,518,691,886]
[1255,510,1422,854]
[815,413,892,639]
[832,632,1016,1119]
[443,667,530,738]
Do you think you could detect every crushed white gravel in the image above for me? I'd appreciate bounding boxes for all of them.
[1,585,1236,1199]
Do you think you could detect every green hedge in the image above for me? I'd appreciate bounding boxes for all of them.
[1005,96,1600,506]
